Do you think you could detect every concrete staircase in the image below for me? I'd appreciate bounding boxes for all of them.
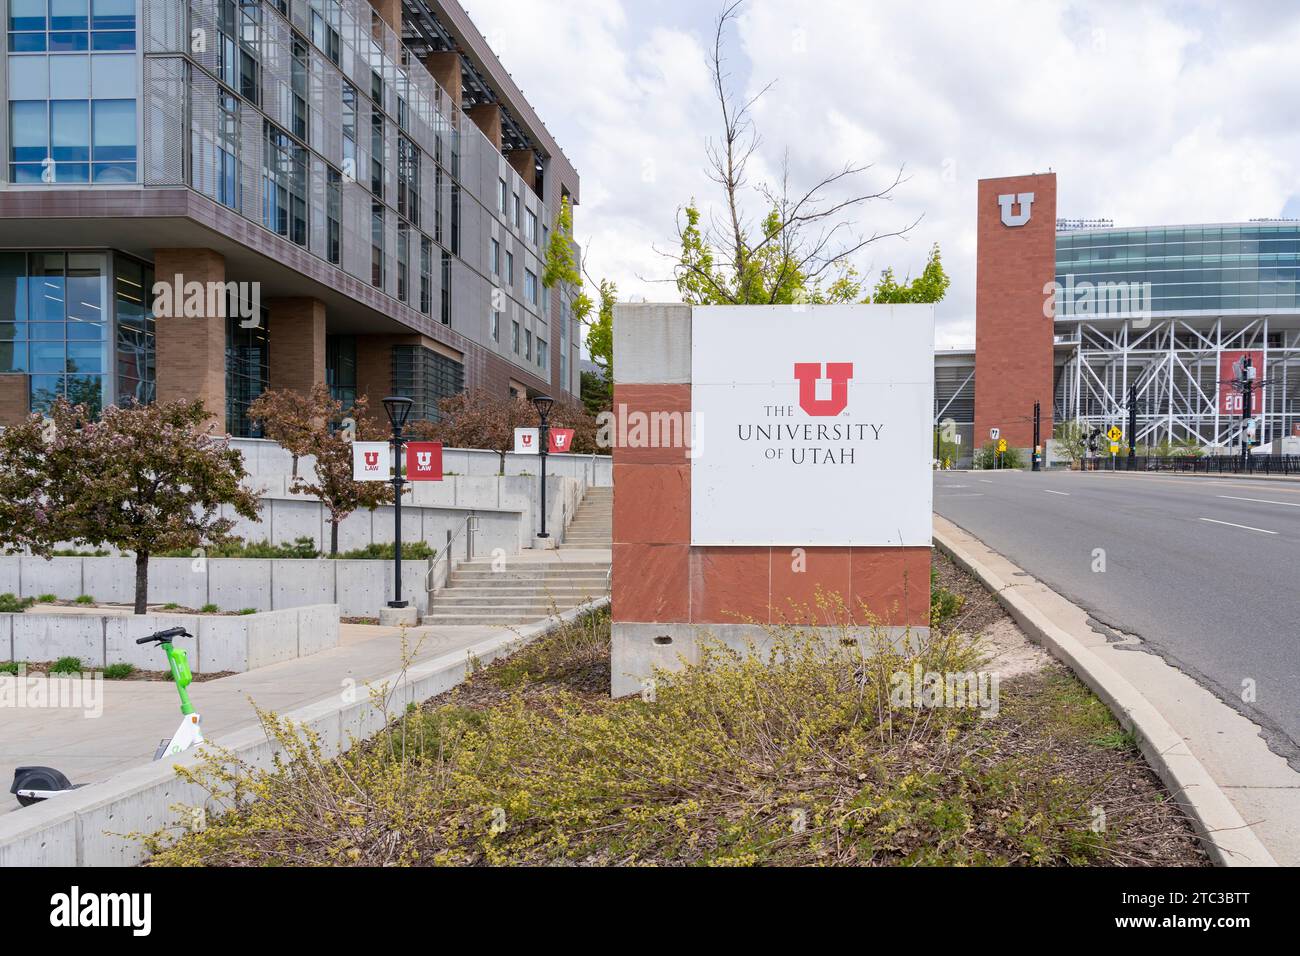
[421,486,612,626]
[559,486,612,550]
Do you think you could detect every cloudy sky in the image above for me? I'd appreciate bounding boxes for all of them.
[462,0,1300,348]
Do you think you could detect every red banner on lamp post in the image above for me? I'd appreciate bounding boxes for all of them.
[1218,350,1264,415]
[548,428,576,454]
[405,442,443,481]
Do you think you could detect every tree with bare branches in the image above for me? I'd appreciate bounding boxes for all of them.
[666,0,930,307]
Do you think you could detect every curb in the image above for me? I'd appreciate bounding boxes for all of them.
[933,523,1277,868]
[0,598,609,867]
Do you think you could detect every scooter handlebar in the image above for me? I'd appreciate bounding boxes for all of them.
[136,626,192,645]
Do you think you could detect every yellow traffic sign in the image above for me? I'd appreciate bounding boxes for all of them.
[1109,442,1120,454]
[1107,425,1123,442]
[997,438,1008,453]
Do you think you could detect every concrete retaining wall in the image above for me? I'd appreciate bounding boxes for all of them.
[0,604,338,673]
[0,599,607,866]
[0,556,429,618]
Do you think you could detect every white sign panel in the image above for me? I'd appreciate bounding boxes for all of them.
[352,441,390,482]
[513,427,539,455]
[690,304,934,546]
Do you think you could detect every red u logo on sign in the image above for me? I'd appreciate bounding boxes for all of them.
[793,362,853,416]
[364,452,379,468]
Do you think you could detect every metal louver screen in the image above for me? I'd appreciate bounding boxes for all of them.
[188,0,220,77]
[143,56,187,185]
[239,110,263,222]
[189,69,221,200]
[143,0,185,52]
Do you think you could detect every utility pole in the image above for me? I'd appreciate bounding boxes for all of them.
[1233,355,1263,472]
[1127,382,1137,469]
[1032,401,1041,472]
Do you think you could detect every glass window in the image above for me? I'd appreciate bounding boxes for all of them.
[51,0,89,32]
[50,99,89,161]
[10,101,48,183]
[226,307,269,436]
[91,98,134,181]
[9,55,50,99]
[419,236,432,314]
[491,238,500,275]
[440,251,451,325]
[10,0,47,31]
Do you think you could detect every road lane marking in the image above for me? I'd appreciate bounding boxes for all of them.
[979,480,994,484]
[1198,517,1278,535]
[1043,490,1070,496]
[1218,495,1300,508]
[938,493,985,497]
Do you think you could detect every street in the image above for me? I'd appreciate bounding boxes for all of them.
[934,468,1300,769]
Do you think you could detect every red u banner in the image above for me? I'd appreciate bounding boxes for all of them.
[548,428,576,454]
[1218,350,1263,415]
[405,442,443,481]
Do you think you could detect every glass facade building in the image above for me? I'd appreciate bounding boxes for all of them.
[1056,223,1300,316]
[0,249,155,418]
[1,0,582,435]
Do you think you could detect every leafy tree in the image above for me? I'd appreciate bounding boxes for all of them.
[581,369,612,417]
[541,195,593,328]
[869,244,951,304]
[249,385,392,555]
[0,399,262,614]
[585,277,616,378]
[1052,419,1090,464]
[247,387,323,480]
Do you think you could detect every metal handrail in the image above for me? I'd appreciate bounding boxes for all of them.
[426,513,479,596]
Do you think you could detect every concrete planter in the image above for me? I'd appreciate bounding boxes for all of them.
[0,604,338,673]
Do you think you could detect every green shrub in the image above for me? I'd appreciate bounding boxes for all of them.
[162,602,181,610]
[74,594,95,605]
[335,541,436,561]
[237,608,257,616]
[200,603,220,614]
[35,593,58,604]
[102,663,136,680]
[975,440,1025,470]
[49,656,83,675]
[0,593,35,613]
[0,661,20,674]
[929,569,965,629]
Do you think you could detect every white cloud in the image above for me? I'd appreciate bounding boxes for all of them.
[462,0,1300,349]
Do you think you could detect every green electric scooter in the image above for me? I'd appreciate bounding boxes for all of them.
[11,626,204,807]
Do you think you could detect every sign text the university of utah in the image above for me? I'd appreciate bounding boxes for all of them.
[690,304,934,547]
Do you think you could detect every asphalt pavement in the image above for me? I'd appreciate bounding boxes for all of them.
[934,467,1300,768]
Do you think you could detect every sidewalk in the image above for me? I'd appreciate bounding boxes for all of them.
[935,515,1296,865]
[0,621,500,819]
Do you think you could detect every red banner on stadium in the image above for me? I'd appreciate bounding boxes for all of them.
[1218,350,1263,415]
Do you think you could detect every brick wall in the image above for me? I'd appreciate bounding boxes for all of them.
[974,173,1057,450]
[153,247,227,422]
[267,298,326,395]
[0,373,29,426]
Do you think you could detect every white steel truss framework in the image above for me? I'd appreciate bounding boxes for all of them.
[1054,317,1300,448]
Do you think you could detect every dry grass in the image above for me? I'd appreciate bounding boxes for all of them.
[139,567,1206,867]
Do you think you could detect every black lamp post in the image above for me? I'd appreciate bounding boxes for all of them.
[382,396,414,608]
[531,394,554,539]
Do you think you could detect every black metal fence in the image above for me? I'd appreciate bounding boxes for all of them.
[1079,455,1300,476]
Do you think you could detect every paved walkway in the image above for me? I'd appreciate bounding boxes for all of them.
[0,622,503,818]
